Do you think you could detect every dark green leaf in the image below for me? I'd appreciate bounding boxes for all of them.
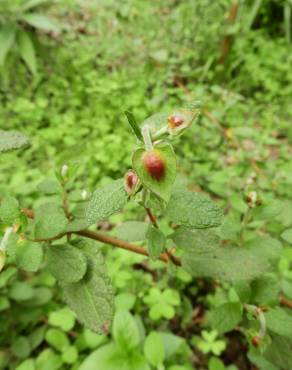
[86,179,127,226]
[146,225,166,260]
[125,111,143,141]
[209,302,242,334]
[17,31,37,75]
[265,307,292,338]
[62,240,113,333]
[34,203,67,239]
[165,187,223,229]
[46,244,87,283]
[171,228,269,281]
[0,26,16,65]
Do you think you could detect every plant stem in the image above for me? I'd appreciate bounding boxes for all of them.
[22,208,182,266]
[141,125,153,151]
[145,207,158,228]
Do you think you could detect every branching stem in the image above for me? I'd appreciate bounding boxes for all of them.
[22,208,182,266]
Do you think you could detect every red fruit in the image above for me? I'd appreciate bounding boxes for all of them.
[168,114,184,128]
[143,150,165,181]
[251,336,261,347]
[124,170,139,194]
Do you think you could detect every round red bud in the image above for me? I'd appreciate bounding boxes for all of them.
[124,170,139,194]
[168,114,184,128]
[143,150,165,181]
[251,336,261,347]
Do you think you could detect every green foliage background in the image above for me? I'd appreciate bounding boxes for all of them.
[1,0,292,369]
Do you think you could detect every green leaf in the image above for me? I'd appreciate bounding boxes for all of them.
[0,196,19,224]
[17,31,37,75]
[263,334,292,370]
[0,131,29,154]
[86,179,127,226]
[265,307,292,338]
[35,349,62,370]
[141,113,168,135]
[282,228,292,244]
[209,302,242,334]
[21,14,60,33]
[80,343,150,370]
[171,228,269,281]
[45,329,69,352]
[253,200,283,220]
[146,225,166,260]
[113,310,140,352]
[46,244,87,283]
[125,111,143,141]
[132,143,176,201]
[113,221,148,242]
[160,332,184,359]
[250,273,280,305]
[9,281,35,301]
[144,332,165,367]
[34,203,67,239]
[62,346,78,364]
[48,307,76,332]
[15,359,35,370]
[0,25,16,65]
[165,187,223,229]
[16,241,43,272]
[21,0,50,11]
[244,236,282,263]
[62,241,114,333]
[37,178,62,195]
[11,336,31,359]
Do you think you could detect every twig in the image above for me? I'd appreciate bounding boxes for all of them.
[145,207,159,228]
[219,1,240,64]
[21,208,182,266]
[280,295,292,309]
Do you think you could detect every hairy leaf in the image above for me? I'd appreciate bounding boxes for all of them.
[209,302,242,334]
[113,221,148,242]
[62,240,114,333]
[46,244,87,283]
[171,228,269,281]
[146,225,166,260]
[165,187,223,229]
[34,203,67,239]
[86,179,127,226]
[0,196,19,224]
[16,241,43,272]
[0,131,29,154]
[265,308,292,338]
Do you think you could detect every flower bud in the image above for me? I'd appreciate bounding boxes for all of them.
[251,336,261,347]
[124,170,139,195]
[143,150,165,181]
[168,114,185,129]
[61,164,69,178]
